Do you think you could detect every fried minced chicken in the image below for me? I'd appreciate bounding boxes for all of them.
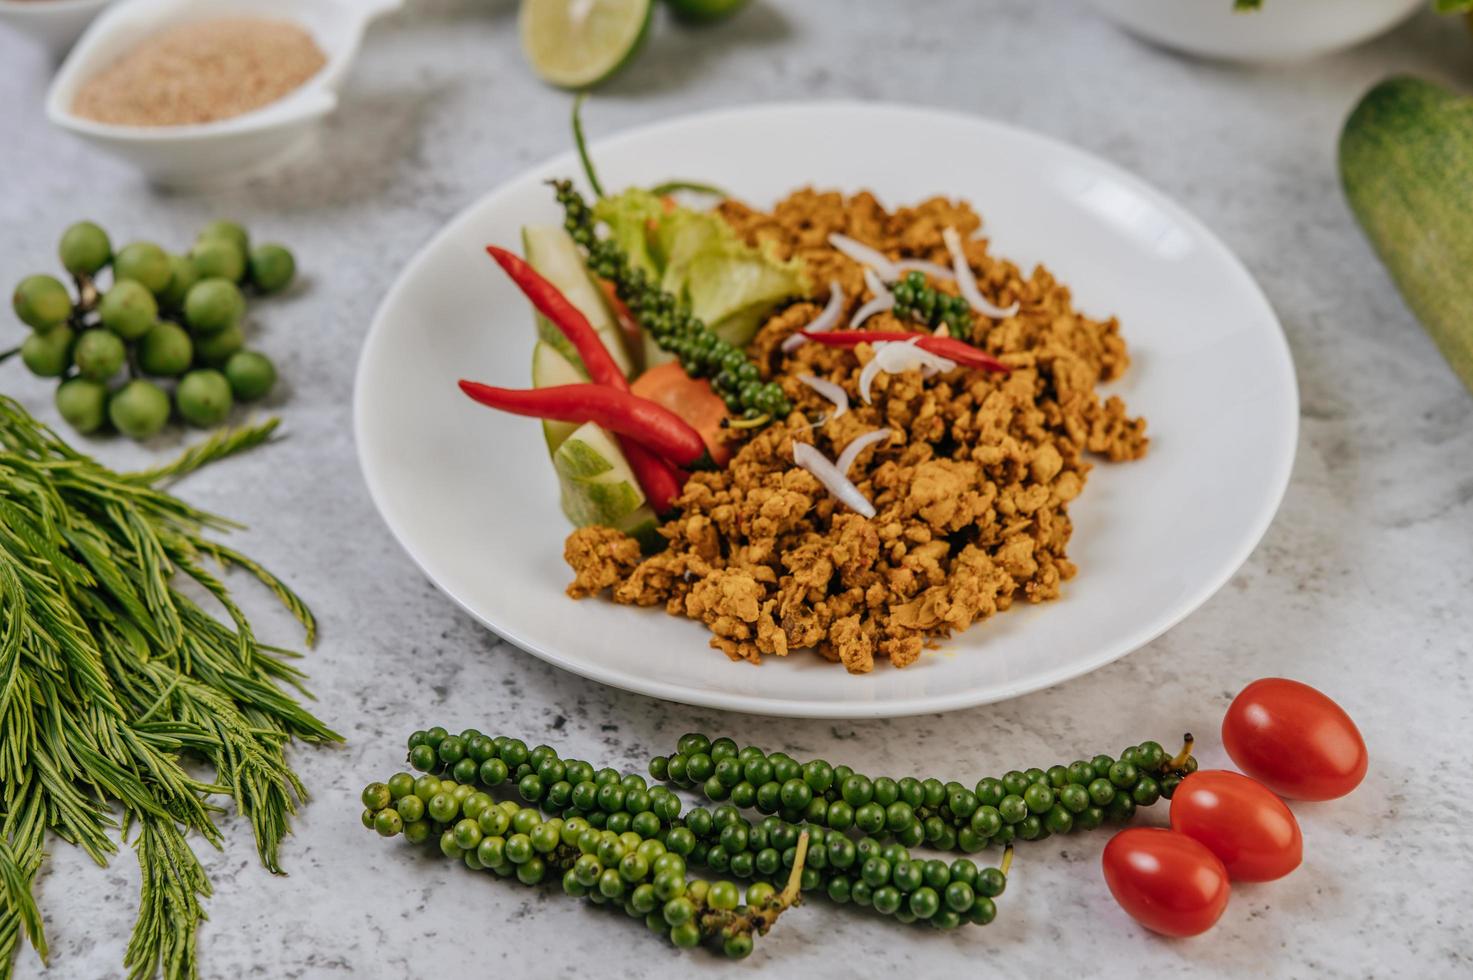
[564,189,1148,673]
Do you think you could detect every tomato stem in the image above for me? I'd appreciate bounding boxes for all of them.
[1169,733,1196,771]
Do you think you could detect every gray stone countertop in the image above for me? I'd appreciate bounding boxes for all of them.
[2,1,1470,977]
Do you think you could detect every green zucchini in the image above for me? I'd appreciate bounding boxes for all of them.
[1340,76,1473,395]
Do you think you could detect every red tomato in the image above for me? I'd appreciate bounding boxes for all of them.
[1102,828,1231,938]
[1222,678,1367,801]
[1169,770,1302,881]
[631,361,731,465]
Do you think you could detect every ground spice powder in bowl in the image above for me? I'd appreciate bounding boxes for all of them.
[72,17,327,127]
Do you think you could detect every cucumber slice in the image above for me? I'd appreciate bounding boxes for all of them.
[521,224,633,377]
[531,341,587,451]
[519,0,653,90]
[552,422,658,544]
[524,225,656,545]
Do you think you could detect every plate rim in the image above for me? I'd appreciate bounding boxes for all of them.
[353,98,1300,719]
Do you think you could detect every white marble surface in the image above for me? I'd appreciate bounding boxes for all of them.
[3,1,1472,977]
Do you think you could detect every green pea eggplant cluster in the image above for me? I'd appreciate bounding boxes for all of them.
[6,219,292,439]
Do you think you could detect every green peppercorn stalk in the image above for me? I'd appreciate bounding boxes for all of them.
[386,728,1013,932]
[359,775,807,959]
[550,179,790,424]
[403,727,686,837]
[651,732,1198,853]
[672,803,1012,931]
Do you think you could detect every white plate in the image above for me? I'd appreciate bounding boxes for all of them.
[354,102,1297,719]
[1085,0,1421,63]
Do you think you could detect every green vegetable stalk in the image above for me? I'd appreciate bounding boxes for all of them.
[1340,76,1473,396]
[0,399,339,980]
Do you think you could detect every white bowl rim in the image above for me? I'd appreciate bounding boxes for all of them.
[0,0,111,12]
[43,0,400,143]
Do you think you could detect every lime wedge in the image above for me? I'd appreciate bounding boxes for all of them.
[519,0,653,89]
[664,0,748,23]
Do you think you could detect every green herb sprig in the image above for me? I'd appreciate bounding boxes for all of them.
[0,396,339,980]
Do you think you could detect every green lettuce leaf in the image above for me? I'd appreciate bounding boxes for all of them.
[594,188,808,347]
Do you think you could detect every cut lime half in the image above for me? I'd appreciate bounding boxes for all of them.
[520,0,654,89]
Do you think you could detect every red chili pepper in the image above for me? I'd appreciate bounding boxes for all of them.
[485,246,691,511]
[800,330,1010,374]
[486,245,628,391]
[620,440,685,516]
[459,381,715,471]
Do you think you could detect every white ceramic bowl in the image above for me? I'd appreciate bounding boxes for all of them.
[1086,0,1424,61]
[0,0,112,60]
[45,0,401,185]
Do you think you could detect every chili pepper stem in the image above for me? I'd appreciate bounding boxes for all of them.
[1169,733,1196,771]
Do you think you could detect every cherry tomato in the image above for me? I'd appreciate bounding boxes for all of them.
[1102,828,1230,937]
[631,361,731,465]
[1222,677,1367,801]
[1169,770,1302,881]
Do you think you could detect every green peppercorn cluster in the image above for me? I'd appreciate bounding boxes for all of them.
[651,733,1196,853]
[5,219,291,440]
[551,179,790,421]
[891,271,974,339]
[673,802,1008,930]
[361,777,778,959]
[406,726,684,838]
[381,726,1012,939]
[368,726,827,959]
